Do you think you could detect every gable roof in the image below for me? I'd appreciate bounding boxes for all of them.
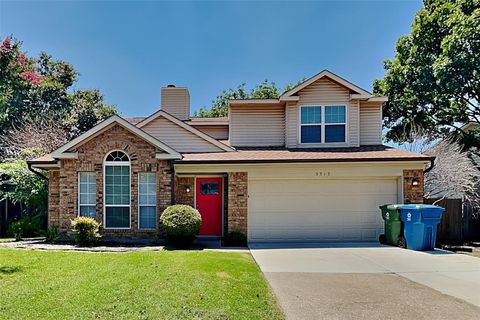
[51,115,182,160]
[136,110,234,152]
[280,69,372,100]
[125,117,145,125]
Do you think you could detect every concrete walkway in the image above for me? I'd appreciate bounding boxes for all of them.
[250,243,480,320]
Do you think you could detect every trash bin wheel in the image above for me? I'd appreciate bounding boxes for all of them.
[379,234,386,244]
[397,236,407,249]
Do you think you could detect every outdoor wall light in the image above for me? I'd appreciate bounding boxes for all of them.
[185,186,191,193]
[412,180,419,186]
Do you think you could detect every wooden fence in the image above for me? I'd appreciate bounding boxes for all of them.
[424,198,480,243]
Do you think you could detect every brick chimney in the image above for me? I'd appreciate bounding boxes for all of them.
[161,85,190,120]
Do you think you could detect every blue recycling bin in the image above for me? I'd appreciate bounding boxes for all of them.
[398,204,445,251]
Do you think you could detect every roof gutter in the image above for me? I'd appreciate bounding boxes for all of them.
[27,162,48,180]
[423,156,436,174]
[174,157,431,165]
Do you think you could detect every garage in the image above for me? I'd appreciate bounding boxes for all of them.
[248,178,399,242]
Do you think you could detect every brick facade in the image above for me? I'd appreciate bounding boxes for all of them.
[403,169,424,204]
[47,170,60,229]
[51,124,172,238]
[227,172,248,235]
[174,177,195,207]
[46,122,423,241]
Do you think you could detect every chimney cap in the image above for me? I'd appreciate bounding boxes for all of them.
[167,84,176,88]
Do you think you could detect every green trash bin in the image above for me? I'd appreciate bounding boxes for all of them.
[379,204,403,246]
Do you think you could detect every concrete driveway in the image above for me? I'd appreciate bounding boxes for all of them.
[250,243,480,320]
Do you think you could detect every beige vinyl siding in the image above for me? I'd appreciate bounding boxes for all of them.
[298,77,350,104]
[285,102,298,148]
[287,77,355,148]
[191,125,229,140]
[142,117,224,153]
[161,88,190,120]
[348,100,360,147]
[360,102,383,145]
[230,104,285,147]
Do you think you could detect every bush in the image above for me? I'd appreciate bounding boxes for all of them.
[8,221,23,241]
[160,205,201,246]
[224,230,247,247]
[71,217,101,246]
[7,214,44,240]
[44,226,60,243]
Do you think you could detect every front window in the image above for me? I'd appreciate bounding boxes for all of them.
[78,172,96,218]
[138,172,156,229]
[104,151,130,229]
[300,105,346,143]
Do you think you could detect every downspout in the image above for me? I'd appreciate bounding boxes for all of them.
[423,156,435,174]
[170,160,175,205]
[27,162,48,180]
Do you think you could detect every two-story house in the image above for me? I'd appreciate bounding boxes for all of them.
[29,70,430,243]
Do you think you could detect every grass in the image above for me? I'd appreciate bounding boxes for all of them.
[0,249,283,320]
[0,237,15,243]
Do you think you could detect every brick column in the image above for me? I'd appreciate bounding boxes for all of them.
[48,170,60,229]
[227,172,248,235]
[403,169,424,203]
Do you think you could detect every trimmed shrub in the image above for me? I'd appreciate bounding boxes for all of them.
[71,217,101,246]
[224,230,247,247]
[160,205,201,246]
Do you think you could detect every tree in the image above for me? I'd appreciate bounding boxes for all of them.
[396,126,480,205]
[0,159,48,215]
[0,36,117,224]
[0,119,69,160]
[194,83,249,117]
[0,36,117,139]
[66,89,117,138]
[424,142,480,205]
[194,80,302,117]
[373,0,480,143]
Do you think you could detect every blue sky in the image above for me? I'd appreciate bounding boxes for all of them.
[1,0,422,118]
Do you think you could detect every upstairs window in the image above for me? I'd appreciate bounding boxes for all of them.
[300,105,346,144]
[104,151,130,229]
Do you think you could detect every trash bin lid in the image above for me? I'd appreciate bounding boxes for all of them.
[391,204,440,210]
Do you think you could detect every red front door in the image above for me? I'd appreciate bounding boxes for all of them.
[196,177,223,236]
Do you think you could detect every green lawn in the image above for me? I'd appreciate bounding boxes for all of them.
[0,238,15,243]
[0,249,283,320]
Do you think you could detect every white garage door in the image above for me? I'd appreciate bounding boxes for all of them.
[248,178,398,242]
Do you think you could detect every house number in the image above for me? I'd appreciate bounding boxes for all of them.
[315,171,331,177]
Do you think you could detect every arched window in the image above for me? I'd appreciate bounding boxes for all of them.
[104,150,130,229]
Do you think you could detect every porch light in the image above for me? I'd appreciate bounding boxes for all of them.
[185,186,191,193]
[412,180,419,186]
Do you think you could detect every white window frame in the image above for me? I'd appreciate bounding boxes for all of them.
[78,172,96,218]
[103,150,131,230]
[299,104,348,144]
[138,172,157,230]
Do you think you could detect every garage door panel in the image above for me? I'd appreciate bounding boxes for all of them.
[248,178,398,242]
[251,179,397,194]
[250,194,396,212]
